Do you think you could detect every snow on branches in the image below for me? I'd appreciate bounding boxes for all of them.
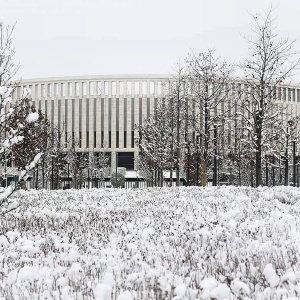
[0,21,43,213]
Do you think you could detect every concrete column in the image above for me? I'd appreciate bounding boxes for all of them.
[40,99,45,118]
[104,97,109,148]
[134,150,139,170]
[126,97,131,150]
[89,98,94,149]
[92,81,96,96]
[94,81,102,97]
[142,96,147,125]
[53,98,58,126]
[131,80,135,96]
[30,84,35,100]
[67,99,72,140]
[72,82,76,98]
[154,80,158,97]
[108,81,112,97]
[101,81,105,97]
[116,81,120,97]
[124,81,126,96]
[111,150,117,173]
[47,99,52,125]
[146,80,150,97]
[134,96,139,127]
[139,80,142,97]
[57,82,61,99]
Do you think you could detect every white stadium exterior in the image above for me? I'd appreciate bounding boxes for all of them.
[15,75,300,186]
[18,75,172,179]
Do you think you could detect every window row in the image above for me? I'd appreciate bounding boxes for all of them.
[17,80,173,99]
[17,81,300,103]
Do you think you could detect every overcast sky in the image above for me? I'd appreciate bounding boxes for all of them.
[1,0,300,79]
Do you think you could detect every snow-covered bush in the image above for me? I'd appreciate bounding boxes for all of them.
[1,186,300,299]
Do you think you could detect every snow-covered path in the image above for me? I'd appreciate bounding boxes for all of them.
[1,186,300,299]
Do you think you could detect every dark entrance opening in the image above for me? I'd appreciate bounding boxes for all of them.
[118,152,134,170]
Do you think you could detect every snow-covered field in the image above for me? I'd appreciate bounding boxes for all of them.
[1,186,300,299]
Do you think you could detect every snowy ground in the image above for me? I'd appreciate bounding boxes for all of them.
[1,186,300,299]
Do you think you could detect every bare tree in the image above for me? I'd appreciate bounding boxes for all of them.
[88,149,111,187]
[0,21,42,213]
[137,100,174,187]
[0,22,19,85]
[41,125,78,189]
[167,62,189,186]
[241,7,300,186]
[186,49,232,186]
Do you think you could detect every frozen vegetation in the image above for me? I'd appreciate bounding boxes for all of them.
[1,186,300,299]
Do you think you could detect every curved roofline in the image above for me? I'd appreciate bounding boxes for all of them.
[21,74,171,83]
[19,74,300,88]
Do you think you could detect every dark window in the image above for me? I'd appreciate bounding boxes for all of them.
[109,131,111,148]
[79,132,82,148]
[116,131,119,148]
[147,98,150,118]
[93,98,97,130]
[283,88,286,101]
[118,152,134,170]
[131,131,134,148]
[94,131,96,148]
[45,100,48,118]
[101,98,104,131]
[86,131,89,148]
[124,131,127,148]
[72,132,75,147]
[101,131,104,148]
[278,87,282,101]
[65,132,68,148]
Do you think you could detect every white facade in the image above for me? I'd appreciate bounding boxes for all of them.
[17,75,172,171]
[16,75,300,172]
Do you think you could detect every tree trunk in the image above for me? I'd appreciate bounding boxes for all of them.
[201,160,207,186]
[176,87,181,187]
[203,90,209,187]
[256,122,262,186]
[256,149,262,187]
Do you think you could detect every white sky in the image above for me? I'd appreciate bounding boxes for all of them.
[1,0,300,80]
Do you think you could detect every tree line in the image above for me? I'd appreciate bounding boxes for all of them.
[1,6,300,209]
[136,8,300,187]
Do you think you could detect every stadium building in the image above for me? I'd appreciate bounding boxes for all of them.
[14,75,300,187]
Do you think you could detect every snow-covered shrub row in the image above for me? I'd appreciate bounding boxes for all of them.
[1,186,300,299]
